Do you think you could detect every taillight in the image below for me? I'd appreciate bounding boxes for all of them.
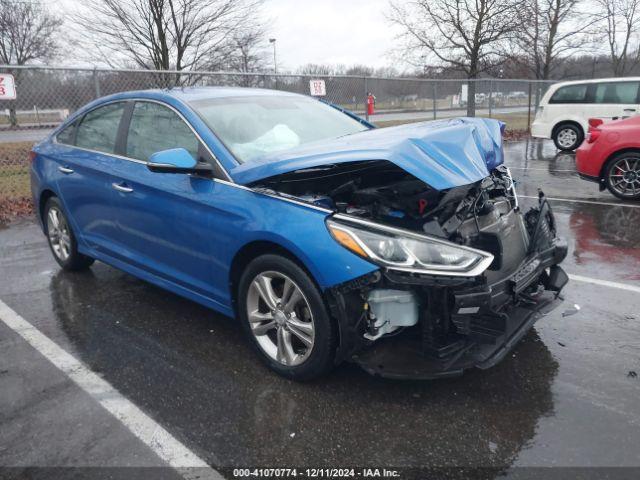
[587,118,604,143]
[28,150,37,163]
[587,129,601,143]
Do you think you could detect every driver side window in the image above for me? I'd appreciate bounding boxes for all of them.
[126,102,199,161]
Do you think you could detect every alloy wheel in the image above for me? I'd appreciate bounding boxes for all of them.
[556,127,578,149]
[246,271,315,367]
[609,157,640,197]
[47,207,71,261]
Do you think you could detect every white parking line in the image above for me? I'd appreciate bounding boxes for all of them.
[519,195,640,208]
[568,274,640,294]
[507,166,576,172]
[0,299,223,480]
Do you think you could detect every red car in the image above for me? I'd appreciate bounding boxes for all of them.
[576,116,640,200]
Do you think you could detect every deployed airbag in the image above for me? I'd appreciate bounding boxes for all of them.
[231,117,505,190]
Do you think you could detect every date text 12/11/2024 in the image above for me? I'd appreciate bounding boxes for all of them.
[232,468,400,478]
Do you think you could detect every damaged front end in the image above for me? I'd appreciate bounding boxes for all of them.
[251,148,567,379]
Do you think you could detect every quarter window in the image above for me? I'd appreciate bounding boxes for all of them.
[75,103,126,154]
[550,84,588,103]
[126,102,199,161]
[593,82,640,104]
[56,122,76,145]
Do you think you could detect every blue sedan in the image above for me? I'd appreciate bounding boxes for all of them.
[31,88,568,380]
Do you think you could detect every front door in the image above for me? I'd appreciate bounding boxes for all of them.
[109,100,223,301]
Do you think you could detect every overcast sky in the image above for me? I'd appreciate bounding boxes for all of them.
[266,0,400,70]
[55,0,401,71]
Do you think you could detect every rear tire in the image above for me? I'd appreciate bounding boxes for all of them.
[552,123,583,151]
[603,152,640,201]
[44,197,94,271]
[237,254,336,381]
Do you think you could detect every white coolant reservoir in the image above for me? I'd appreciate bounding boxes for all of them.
[365,289,419,340]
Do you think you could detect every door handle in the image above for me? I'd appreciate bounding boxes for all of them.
[58,166,74,174]
[112,182,133,193]
[624,108,636,112]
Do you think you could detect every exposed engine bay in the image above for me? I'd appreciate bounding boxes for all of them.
[251,160,568,379]
[252,159,518,245]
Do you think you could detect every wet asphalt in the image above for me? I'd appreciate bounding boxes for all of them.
[0,138,639,477]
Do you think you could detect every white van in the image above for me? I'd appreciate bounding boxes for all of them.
[531,77,640,151]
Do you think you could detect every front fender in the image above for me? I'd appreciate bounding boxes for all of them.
[230,208,379,290]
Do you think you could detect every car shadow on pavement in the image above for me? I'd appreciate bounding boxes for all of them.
[49,266,558,471]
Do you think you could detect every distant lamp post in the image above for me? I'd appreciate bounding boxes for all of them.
[269,38,277,74]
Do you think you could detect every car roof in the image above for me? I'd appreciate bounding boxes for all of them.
[103,86,302,103]
[550,77,640,88]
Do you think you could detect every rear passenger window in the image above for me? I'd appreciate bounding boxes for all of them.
[594,82,640,104]
[550,84,588,103]
[126,102,199,161]
[56,122,76,145]
[76,103,126,154]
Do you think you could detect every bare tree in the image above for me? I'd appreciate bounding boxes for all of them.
[297,64,337,76]
[0,0,62,126]
[590,0,640,75]
[72,0,263,74]
[222,27,268,86]
[227,28,268,73]
[514,0,593,80]
[0,0,61,65]
[388,0,520,115]
[344,65,374,77]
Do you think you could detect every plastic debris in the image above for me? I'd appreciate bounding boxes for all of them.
[562,304,581,317]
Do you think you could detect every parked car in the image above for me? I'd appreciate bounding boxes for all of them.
[31,88,568,380]
[475,93,486,104]
[576,116,640,200]
[507,91,527,100]
[531,77,640,151]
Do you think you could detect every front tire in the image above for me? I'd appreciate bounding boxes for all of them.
[604,152,640,200]
[237,254,337,381]
[44,197,94,271]
[553,123,583,151]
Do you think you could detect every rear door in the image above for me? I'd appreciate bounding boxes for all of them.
[52,102,126,255]
[589,80,640,122]
[109,100,223,300]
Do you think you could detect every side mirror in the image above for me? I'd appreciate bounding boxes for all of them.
[147,148,212,175]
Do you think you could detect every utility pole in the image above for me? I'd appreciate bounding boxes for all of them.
[269,38,277,74]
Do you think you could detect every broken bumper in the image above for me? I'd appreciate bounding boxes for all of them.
[352,275,565,379]
[328,199,568,380]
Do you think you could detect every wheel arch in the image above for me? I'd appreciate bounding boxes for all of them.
[552,120,584,138]
[228,240,321,315]
[38,189,57,224]
[599,147,640,179]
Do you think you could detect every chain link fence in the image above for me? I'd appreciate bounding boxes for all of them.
[0,64,556,221]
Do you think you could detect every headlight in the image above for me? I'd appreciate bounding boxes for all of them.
[327,216,494,276]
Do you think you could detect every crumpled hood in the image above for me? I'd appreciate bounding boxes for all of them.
[230,117,505,190]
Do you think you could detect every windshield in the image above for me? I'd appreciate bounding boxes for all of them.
[189,95,369,163]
